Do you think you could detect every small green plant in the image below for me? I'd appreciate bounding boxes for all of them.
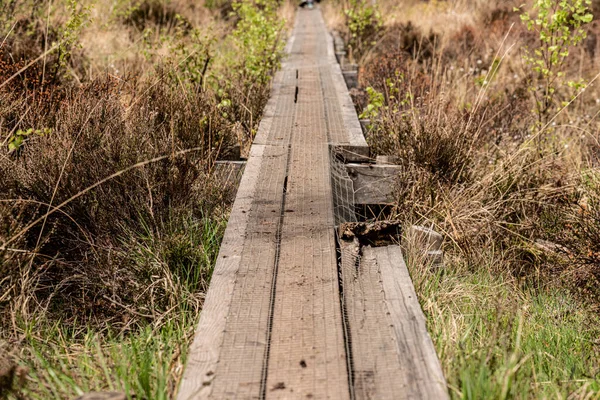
[359,77,410,120]
[517,0,593,125]
[359,86,384,119]
[7,128,51,154]
[231,0,285,85]
[168,24,215,92]
[60,0,91,67]
[344,0,382,60]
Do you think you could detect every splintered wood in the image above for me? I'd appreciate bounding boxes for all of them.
[178,7,447,400]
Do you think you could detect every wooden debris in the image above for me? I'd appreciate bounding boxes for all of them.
[338,220,402,246]
[408,225,444,268]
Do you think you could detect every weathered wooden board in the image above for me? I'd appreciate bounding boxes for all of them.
[339,243,448,399]
[177,27,296,400]
[265,16,349,399]
[177,143,273,400]
[339,240,403,399]
[345,163,401,205]
[366,245,448,399]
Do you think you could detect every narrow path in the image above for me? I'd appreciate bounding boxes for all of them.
[178,8,447,400]
[265,16,348,398]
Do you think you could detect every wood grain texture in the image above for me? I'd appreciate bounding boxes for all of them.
[178,143,269,400]
[345,164,401,205]
[340,243,448,399]
[373,245,449,399]
[265,12,350,399]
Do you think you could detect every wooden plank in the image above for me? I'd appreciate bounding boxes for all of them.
[340,240,406,399]
[178,144,269,400]
[200,51,297,397]
[178,17,297,400]
[321,11,369,159]
[207,145,288,399]
[374,245,449,399]
[345,163,401,205]
[265,13,349,399]
[339,243,448,399]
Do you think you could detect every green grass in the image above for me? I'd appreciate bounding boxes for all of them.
[14,319,187,399]
[6,214,226,400]
[407,250,600,399]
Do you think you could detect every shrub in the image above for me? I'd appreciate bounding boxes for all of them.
[518,0,594,125]
[344,0,382,61]
[230,0,285,85]
[0,74,234,327]
[121,0,193,32]
[214,0,286,143]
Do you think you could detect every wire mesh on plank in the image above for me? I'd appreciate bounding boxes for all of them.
[330,146,358,226]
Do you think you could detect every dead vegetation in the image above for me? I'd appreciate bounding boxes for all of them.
[338,0,600,305]
[0,0,287,397]
[324,0,600,396]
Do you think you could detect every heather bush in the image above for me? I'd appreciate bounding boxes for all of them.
[0,0,288,396]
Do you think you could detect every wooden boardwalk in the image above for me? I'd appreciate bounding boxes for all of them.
[178,8,447,400]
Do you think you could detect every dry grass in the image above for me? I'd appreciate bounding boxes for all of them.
[332,0,600,304]
[0,0,290,396]
[326,0,600,396]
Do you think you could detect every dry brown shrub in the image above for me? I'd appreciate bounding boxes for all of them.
[360,38,590,288]
[0,71,235,327]
[375,21,438,64]
[123,0,193,32]
[542,165,600,302]
[360,50,431,99]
